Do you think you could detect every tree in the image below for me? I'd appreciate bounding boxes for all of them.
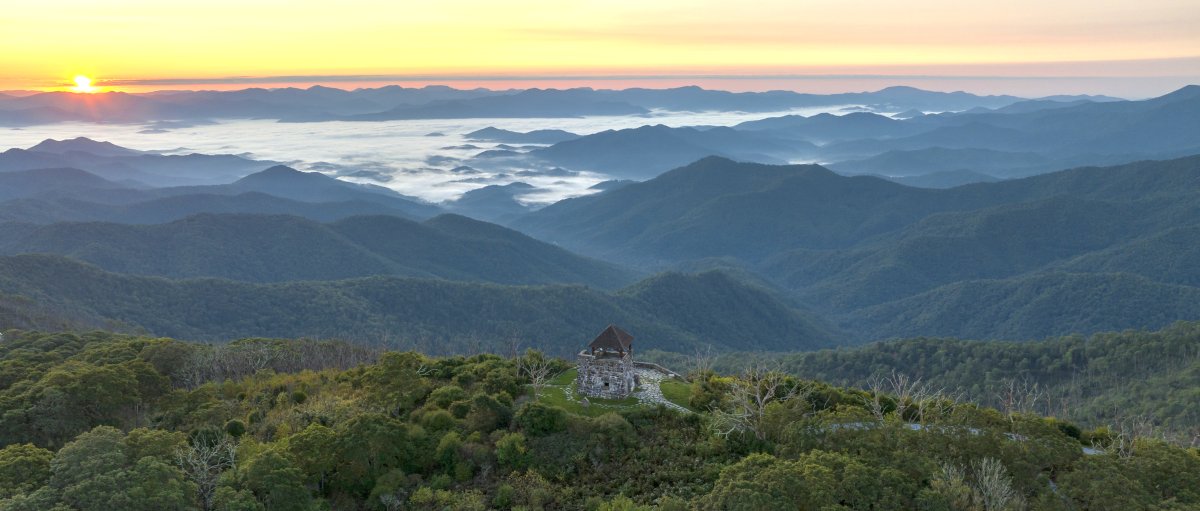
[690,343,716,378]
[49,426,128,498]
[242,449,313,511]
[0,443,53,499]
[47,426,197,511]
[515,402,568,436]
[516,349,553,400]
[121,457,199,511]
[361,352,430,417]
[176,436,237,511]
[330,414,420,498]
[710,364,810,441]
[211,487,264,511]
[925,459,1025,511]
[285,423,335,494]
[495,432,528,471]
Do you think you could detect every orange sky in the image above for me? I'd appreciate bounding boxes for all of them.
[2,0,1198,96]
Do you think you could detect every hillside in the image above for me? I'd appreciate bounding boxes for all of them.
[465,127,580,144]
[0,213,635,288]
[0,255,834,353]
[0,167,125,201]
[762,194,1194,310]
[515,157,950,263]
[155,165,442,219]
[828,147,1050,178]
[529,125,807,178]
[853,272,1200,340]
[646,321,1200,434]
[0,329,1195,510]
[736,112,919,142]
[0,138,275,186]
[0,192,423,225]
[514,155,1200,341]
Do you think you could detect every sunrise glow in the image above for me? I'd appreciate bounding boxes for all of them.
[70,75,96,93]
[1,0,1198,96]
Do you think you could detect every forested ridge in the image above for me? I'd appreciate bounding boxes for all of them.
[0,329,1197,510]
[515,155,1200,341]
[6,154,1200,344]
[0,256,835,354]
[0,213,636,288]
[645,321,1200,440]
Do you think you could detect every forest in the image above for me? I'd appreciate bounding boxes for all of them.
[0,329,1197,510]
[645,321,1200,441]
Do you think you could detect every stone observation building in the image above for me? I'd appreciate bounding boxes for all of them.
[576,324,637,399]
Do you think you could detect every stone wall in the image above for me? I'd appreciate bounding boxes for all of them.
[576,351,636,399]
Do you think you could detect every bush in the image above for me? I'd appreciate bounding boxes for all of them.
[428,385,466,409]
[224,419,246,438]
[495,433,529,471]
[516,402,568,436]
[421,410,457,432]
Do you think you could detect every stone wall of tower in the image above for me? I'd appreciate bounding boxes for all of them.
[576,351,635,399]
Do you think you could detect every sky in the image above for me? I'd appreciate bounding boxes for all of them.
[2,0,1198,97]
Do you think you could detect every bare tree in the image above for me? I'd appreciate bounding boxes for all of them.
[972,457,1025,511]
[506,337,523,360]
[1103,415,1161,459]
[176,437,237,511]
[690,343,715,379]
[860,371,942,424]
[885,371,931,420]
[995,377,1044,426]
[863,374,889,422]
[918,388,965,425]
[931,459,1025,511]
[710,363,809,440]
[517,349,554,400]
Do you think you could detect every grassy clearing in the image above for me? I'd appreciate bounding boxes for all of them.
[549,368,577,386]
[538,384,641,417]
[537,366,695,416]
[659,378,697,412]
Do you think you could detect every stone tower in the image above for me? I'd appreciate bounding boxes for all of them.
[576,324,636,399]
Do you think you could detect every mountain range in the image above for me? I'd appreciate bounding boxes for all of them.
[0,85,1085,125]
[0,213,635,287]
[454,86,1199,185]
[0,161,441,223]
[0,254,834,354]
[515,155,1200,340]
[1,86,1198,349]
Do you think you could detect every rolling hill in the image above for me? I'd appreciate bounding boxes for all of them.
[513,155,1200,341]
[529,125,810,178]
[0,138,275,186]
[0,255,835,354]
[0,213,636,288]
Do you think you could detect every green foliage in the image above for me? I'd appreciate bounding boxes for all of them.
[0,329,1197,509]
[225,420,246,438]
[41,425,196,511]
[495,432,529,471]
[700,322,1200,433]
[0,444,52,499]
[212,487,264,511]
[427,385,465,409]
[516,402,568,436]
[242,449,313,511]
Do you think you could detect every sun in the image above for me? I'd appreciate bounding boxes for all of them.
[70,75,97,93]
